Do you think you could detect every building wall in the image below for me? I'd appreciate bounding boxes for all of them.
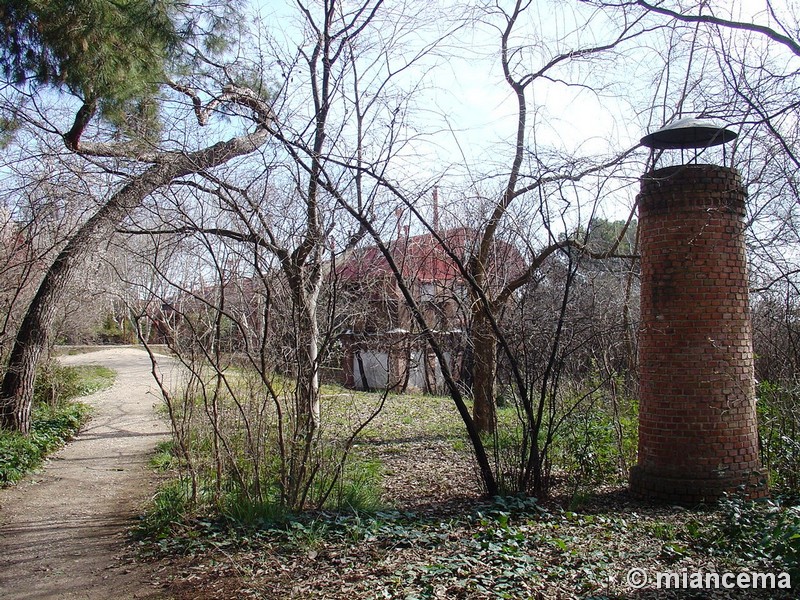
[340,331,461,394]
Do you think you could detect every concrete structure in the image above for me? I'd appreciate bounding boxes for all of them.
[630,164,767,503]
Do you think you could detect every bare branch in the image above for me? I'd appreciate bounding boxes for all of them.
[633,0,800,57]
[68,84,273,161]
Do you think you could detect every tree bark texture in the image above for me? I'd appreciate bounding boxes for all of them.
[293,288,322,431]
[470,309,498,433]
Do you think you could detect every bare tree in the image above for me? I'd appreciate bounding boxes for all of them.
[292,0,647,496]
[582,1,800,284]
[107,0,453,510]
[0,152,107,356]
[427,0,646,432]
[0,46,274,432]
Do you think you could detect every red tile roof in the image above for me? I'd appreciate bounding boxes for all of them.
[338,227,526,288]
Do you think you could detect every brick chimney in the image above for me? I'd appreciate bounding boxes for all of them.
[630,164,767,504]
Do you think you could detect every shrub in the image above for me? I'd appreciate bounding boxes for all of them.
[34,360,81,407]
[552,384,638,491]
[34,360,115,407]
[757,381,800,498]
[0,401,91,484]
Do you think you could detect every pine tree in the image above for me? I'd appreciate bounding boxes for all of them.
[0,0,180,145]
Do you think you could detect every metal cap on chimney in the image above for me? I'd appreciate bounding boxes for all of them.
[641,117,737,150]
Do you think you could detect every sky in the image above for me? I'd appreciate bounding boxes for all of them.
[248,0,654,228]
[203,0,800,276]
[6,0,788,230]
[2,0,796,279]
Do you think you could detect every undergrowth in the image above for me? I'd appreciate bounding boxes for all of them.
[135,447,385,540]
[690,495,800,582]
[134,493,797,598]
[134,374,799,598]
[34,362,115,406]
[0,400,92,484]
[0,361,115,485]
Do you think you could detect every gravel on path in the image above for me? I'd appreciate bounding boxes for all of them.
[0,347,175,600]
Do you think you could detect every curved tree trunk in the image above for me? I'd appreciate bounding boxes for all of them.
[0,238,91,431]
[0,131,270,433]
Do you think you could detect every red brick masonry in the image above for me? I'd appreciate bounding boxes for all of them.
[630,164,767,504]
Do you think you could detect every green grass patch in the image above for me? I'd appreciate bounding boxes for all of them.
[0,362,115,485]
[136,478,196,541]
[68,364,116,395]
[0,401,92,485]
[34,362,115,405]
[150,439,180,472]
[135,449,386,542]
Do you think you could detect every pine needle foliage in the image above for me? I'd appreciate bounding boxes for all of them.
[0,0,179,113]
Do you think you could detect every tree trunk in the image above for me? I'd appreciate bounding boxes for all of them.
[294,287,321,432]
[1,180,156,432]
[0,130,270,433]
[471,309,498,433]
[303,295,321,430]
[285,282,322,510]
[0,242,86,432]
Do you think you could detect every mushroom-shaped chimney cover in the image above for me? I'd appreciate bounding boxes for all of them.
[641,117,737,150]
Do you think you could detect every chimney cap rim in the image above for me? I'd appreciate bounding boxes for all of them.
[641,117,737,150]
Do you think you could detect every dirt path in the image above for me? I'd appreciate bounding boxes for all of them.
[0,347,175,600]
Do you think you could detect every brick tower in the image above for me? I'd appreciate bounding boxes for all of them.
[630,162,767,503]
